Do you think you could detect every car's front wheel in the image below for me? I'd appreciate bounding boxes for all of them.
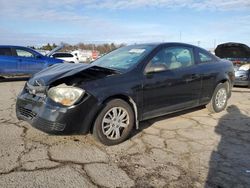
[206,83,228,113]
[93,99,134,145]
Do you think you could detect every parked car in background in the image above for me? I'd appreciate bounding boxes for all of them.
[234,64,250,87]
[0,45,64,77]
[16,43,234,145]
[72,50,92,63]
[51,52,79,64]
[215,42,250,87]
[72,50,100,63]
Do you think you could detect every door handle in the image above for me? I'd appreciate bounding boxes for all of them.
[185,74,200,82]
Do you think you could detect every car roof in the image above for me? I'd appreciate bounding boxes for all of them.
[130,42,212,54]
[0,45,33,48]
[130,42,200,48]
[53,52,71,54]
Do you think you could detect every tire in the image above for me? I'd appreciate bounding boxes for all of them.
[93,99,134,145]
[206,83,228,113]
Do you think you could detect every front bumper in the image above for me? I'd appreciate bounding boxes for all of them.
[234,79,249,86]
[16,90,100,135]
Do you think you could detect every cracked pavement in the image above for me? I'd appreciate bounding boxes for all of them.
[0,80,250,187]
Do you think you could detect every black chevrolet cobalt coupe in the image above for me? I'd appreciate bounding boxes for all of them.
[16,43,235,145]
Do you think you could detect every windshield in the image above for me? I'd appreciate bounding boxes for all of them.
[92,45,156,72]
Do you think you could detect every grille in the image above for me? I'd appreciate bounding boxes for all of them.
[35,118,66,131]
[18,107,37,120]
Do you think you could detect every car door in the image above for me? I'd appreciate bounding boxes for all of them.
[142,45,202,119]
[13,47,45,74]
[195,48,220,104]
[0,47,18,74]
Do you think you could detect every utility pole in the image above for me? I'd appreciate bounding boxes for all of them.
[179,31,182,42]
[197,41,200,47]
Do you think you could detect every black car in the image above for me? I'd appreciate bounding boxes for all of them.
[215,42,250,87]
[16,43,235,145]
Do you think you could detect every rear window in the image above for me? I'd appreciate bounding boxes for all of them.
[0,48,12,56]
[53,53,73,58]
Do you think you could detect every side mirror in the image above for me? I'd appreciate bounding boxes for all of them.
[145,64,167,74]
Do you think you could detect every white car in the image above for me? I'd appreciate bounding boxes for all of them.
[51,52,79,64]
[72,50,93,63]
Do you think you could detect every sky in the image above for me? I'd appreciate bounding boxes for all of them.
[0,0,250,48]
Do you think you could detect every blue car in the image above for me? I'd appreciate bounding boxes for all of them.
[0,45,64,77]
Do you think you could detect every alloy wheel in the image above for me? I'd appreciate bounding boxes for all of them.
[101,107,130,140]
[215,88,227,109]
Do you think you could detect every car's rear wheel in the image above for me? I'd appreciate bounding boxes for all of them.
[206,83,228,113]
[93,99,134,145]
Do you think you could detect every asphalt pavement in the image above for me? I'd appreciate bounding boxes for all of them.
[0,80,250,187]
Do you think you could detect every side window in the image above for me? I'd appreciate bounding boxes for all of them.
[53,53,73,58]
[198,50,213,63]
[0,48,12,56]
[65,53,73,57]
[146,46,194,72]
[16,49,34,58]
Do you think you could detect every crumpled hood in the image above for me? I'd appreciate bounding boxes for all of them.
[28,63,94,86]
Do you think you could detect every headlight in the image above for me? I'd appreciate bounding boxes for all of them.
[48,84,85,106]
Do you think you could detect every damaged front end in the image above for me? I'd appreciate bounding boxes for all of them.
[16,63,117,134]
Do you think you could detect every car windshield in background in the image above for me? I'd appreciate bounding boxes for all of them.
[92,45,155,72]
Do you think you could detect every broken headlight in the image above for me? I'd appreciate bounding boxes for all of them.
[48,84,85,106]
